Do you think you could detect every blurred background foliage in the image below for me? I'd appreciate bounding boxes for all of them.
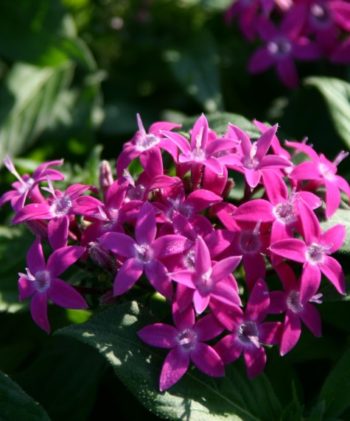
[1,0,350,420]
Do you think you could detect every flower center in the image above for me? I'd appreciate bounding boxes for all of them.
[34,270,51,292]
[134,243,153,263]
[286,290,303,313]
[273,201,296,225]
[135,133,160,152]
[50,195,72,217]
[306,243,326,265]
[192,147,206,162]
[17,177,35,194]
[239,231,261,254]
[183,248,196,270]
[318,163,335,181]
[237,321,260,348]
[196,269,214,295]
[267,38,292,58]
[176,328,198,352]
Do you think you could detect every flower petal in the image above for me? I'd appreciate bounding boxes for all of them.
[319,256,345,295]
[18,276,35,300]
[246,279,270,323]
[191,343,225,377]
[193,290,210,315]
[145,260,172,299]
[48,216,69,249]
[99,232,135,258]
[136,202,157,245]
[153,235,190,258]
[27,238,46,273]
[30,292,50,333]
[215,334,242,364]
[138,323,177,348]
[47,246,85,277]
[49,278,88,309]
[244,347,266,378]
[300,263,321,302]
[113,258,143,296]
[270,239,306,263]
[194,314,224,342]
[300,303,321,337]
[280,312,301,356]
[159,348,190,392]
[195,236,211,276]
[212,257,241,283]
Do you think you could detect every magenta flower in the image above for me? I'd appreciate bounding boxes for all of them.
[214,279,281,378]
[162,114,236,176]
[289,141,350,217]
[0,156,64,211]
[170,236,241,314]
[249,15,320,88]
[18,239,87,333]
[99,201,190,298]
[270,202,346,300]
[138,305,225,391]
[269,263,322,356]
[225,124,290,189]
[13,183,91,249]
[116,114,180,178]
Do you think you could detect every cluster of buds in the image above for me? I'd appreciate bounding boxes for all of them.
[1,114,349,391]
[225,0,350,87]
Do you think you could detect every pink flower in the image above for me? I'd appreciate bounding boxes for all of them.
[138,305,225,391]
[170,236,241,314]
[99,201,190,298]
[269,263,322,355]
[18,239,87,333]
[270,202,346,300]
[214,279,281,378]
[0,156,64,211]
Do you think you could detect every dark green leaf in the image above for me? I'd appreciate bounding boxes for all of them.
[0,371,49,420]
[164,31,223,113]
[305,77,350,149]
[318,346,350,418]
[58,301,282,421]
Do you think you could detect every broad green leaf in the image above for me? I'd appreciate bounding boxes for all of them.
[305,77,350,148]
[0,371,49,420]
[321,209,350,255]
[318,346,350,418]
[182,112,260,137]
[0,226,33,312]
[164,31,223,113]
[0,63,73,164]
[58,301,282,421]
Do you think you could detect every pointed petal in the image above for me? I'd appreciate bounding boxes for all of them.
[291,161,320,181]
[193,290,210,315]
[321,224,346,254]
[49,278,88,309]
[244,347,266,378]
[300,263,321,302]
[99,232,135,258]
[194,314,224,341]
[280,312,301,356]
[246,279,270,322]
[212,257,241,282]
[248,48,274,73]
[319,256,345,295]
[153,235,190,258]
[30,293,50,333]
[195,236,211,276]
[159,348,190,392]
[145,260,172,299]
[191,343,224,377]
[270,239,306,262]
[173,304,195,330]
[260,322,282,345]
[215,334,242,364]
[13,203,51,223]
[136,202,156,245]
[297,200,321,243]
[170,270,195,289]
[324,180,341,218]
[269,291,287,313]
[27,238,46,273]
[186,189,222,212]
[233,199,274,222]
[300,303,321,337]
[212,280,241,307]
[191,114,209,150]
[256,125,278,160]
[18,276,35,300]
[113,258,143,296]
[48,216,69,249]
[138,323,177,348]
[245,169,261,189]
[210,301,243,331]
[47,246,85,277]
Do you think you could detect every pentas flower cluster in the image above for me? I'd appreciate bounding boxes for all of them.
[1,114,349,391]
[225,0,350,88]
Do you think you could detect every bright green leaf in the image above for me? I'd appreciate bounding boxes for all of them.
[0,371,49,420]
[58,301,282,421]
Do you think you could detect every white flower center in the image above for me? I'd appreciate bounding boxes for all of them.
[273,201,296,225]
[135,133,160,152]
[196,269,214,295]
[318,163,335,181]
[306,243,326,265]
[134,243,153,263]
[176,328,198,351]
[286,290,303,313]
[50,195,72,217]
[237,321,260,348]
[34,270,51,293]
[267,38,292,57]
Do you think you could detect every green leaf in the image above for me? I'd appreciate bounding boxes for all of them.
[179,0,232,11]
[58,301,282,421]
[305,77,350,148]
[0,371,49,420]
[164,31,223,113]
[0,63,73,164]
[182,112,260,137]
[321,209,350,255]
[318,346,350,418]
[0,226,33,312]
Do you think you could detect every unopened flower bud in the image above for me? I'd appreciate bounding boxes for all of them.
[99,160,114,196]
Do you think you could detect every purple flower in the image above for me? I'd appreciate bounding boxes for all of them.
[214,279,281,378]
[0,156,64,211]
[18,239,87,333]
[270,202,346,300]
[269,263,322,355]
[99,201,190,298]
[249,15,320,88]
[138,305,225,391]
[170,236,241,314]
